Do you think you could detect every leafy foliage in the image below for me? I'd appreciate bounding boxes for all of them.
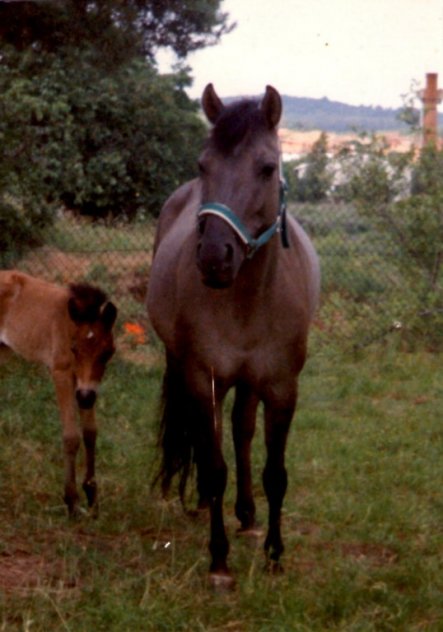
[0,0,232,62]
[0,0,230,260]
[286,132,332,202]
[411,144,443,195]
[0,48,206,224]
[341,139,443,348]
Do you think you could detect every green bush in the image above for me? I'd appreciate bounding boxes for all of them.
[344,139,443,348]
[0,49,205,224]
[411,145,443,196]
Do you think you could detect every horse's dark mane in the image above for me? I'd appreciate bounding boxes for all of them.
[69,283,107,322]
[211,99,268,155]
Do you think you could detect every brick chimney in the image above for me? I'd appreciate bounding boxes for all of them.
[418,73,443,147]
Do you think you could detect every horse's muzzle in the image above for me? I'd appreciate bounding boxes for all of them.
[76,388,97,409]
[197,228,240,289]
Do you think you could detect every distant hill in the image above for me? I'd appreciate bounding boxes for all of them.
[226,94,442,133]
[281,95,413,132]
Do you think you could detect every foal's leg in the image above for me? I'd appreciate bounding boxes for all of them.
[52,368,80,516]
[232,384,259,532]
[79,407,98,515]
[262,383,297,570]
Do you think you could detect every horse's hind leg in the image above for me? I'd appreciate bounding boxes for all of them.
[79,408,98,515]
[158,359,232,586]
[232,383,259,532]
[262,383,296,570]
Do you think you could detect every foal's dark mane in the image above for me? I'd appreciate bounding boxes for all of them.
[211,99,269,155]
[69,283,108,322]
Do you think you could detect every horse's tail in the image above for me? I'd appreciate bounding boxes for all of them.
[153,356,194,503]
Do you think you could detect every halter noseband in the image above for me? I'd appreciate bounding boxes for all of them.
[198,178,289,259]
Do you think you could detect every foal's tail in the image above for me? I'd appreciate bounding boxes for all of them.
[153,356,194,503]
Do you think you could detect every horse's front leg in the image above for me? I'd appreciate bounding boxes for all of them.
[79,407,98,515]
[232,383,259,532]
[192,393,232,588]
[52,367,80,516]
[262,382,297,570]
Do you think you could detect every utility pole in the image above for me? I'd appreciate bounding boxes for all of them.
[418,73,443,147]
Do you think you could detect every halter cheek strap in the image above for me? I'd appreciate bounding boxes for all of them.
[198,179,289,259]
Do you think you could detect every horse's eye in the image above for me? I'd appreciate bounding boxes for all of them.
[260,163,277,181]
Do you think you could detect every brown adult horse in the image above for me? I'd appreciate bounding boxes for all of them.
[147,84,320,587]
[0,271,117,516]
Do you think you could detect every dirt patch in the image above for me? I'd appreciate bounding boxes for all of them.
[289,518,398,570]
[0,529,140,596]
[338,541,398,566]
[0,543,72,596]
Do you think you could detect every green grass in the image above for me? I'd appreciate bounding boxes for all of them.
[46,214,156,254]
[0,343,442,631]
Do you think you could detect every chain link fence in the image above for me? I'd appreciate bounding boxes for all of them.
[6,202,440,354]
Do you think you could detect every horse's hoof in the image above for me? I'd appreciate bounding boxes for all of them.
[208,572,236,592]
[68,505,86,520]
[237,526,264,539]
[82,480,97,507]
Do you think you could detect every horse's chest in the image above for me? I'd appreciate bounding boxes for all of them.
[184,303,297,381]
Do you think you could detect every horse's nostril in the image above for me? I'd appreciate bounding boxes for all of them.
[76,389,97,410]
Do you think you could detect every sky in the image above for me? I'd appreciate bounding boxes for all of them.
[160,0,443,109]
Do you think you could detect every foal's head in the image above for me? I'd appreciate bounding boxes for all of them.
[67,284,117,409]
[197,83,282,288]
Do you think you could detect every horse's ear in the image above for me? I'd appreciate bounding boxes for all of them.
[101,301,117,331]
[261,85,282,129]
[202,83,224,124]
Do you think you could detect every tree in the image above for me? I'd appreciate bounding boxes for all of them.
[0,48,206,221]
[289,132,331,202]
[0,0,231,260]
[0,0,233,64]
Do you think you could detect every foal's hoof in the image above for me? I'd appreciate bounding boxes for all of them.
[65,496,80,520]
[208,572,236,592]
[265,559,284,575]
[82,480,99,518]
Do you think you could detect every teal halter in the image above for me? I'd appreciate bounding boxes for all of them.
[198,178,289,259]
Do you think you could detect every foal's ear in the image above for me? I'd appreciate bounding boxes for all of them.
[261,85,282,129]
[202,83,224,124]
[101,301,117,331]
